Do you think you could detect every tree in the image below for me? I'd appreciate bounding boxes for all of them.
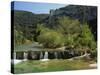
[56,16,81,35]
[14,30,24,45]
[14,29,32,45]
[37,26,64,48]
[64,34,75,48]
[76,23,96,55]
[55,17,82,49]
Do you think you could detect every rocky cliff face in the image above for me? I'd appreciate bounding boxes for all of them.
[52,5,97,21]
[49,5,97,40]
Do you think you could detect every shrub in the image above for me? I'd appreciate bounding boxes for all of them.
[56,16,81,34]
[37,29,64,48]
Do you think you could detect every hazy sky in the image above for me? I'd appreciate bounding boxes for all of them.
[12,1,67,14]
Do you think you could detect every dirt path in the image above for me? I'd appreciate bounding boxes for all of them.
[89,63,97,68]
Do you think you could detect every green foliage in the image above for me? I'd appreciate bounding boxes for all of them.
[56,16,82,49]
[13,10,49,42]
[56,17,81,35]
[55,17,97,56]
[80,23,96,50]
[64,34,75,48]
[14,29,32,45]
[14,30,25,45]
[37,26,64,48]
[73,23,97,56]
[36,24,50,34]
[36,17,96,58]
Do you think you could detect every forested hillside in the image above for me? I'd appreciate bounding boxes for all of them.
[12,10,49,41]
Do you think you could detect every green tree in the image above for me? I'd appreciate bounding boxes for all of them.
[76,23,96,55]
[64,34,75,48]
[14,29,32,45]
[56,17,82,49]
[56,17,81,35]
[37,26,64,48]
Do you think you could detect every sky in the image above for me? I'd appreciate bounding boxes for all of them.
[11,1,67,14]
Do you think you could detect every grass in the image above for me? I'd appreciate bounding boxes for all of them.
[13,59,95,74]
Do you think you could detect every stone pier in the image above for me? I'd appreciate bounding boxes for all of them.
[13,50,79,60]
[23,52,28,60]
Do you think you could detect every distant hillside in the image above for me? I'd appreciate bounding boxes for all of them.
[12,10,49,40]
[12,10,49,29]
